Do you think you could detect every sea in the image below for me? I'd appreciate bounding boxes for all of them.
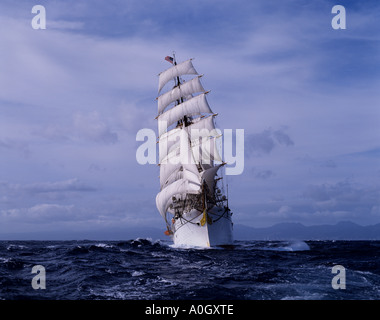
[0,239,379,301]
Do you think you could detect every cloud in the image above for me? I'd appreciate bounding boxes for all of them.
[32,111,119,145]
[319,159,337,168]
[0,178,97,203]
[73,111,118,144]
[245,127,294,156]
[0,138,31,158]
[236,178,380,227]
[253,169,275,180]
[117,101,156,134]
[25,178,97,194]
[1,0,379,238]
[272,129,294,147]
[303,180,380,205]
[1,204,76,223]
[48,20,84,31]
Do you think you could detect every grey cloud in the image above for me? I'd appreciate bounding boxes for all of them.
[319,159,337,168]
[273,129,294,147]
[0,204,76,223]
[296,155,338,169]
[303,180,380,213]
[34,111,119,145]
[73,111,118,144]
[117,101,156,134]
[0,138,31,158]
[48,20,85,31]
[237,179,380,227]
[253,169,275,180]
[303,180,357,202]
[24,178,97,194]
[246,127,294,156]
[0,179,97,202]
[246,129,274,154]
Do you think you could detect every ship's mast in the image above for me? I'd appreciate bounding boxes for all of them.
[172,52,179,83]
[171,53,189,127]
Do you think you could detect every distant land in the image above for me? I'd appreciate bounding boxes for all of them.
[1,221,380,241]
[234,221,380,240]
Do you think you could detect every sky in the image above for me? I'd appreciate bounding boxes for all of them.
[0,0,379,239]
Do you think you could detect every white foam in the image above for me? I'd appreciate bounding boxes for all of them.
[264,241,310,252]
[283,241,310,251]
[169,243,216,250]
[6,244,28,250]
[131,271,145,277]
[94,243,113,248]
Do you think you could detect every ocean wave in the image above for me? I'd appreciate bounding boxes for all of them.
[94,243,114,249]
[0,257,24,270]
[6,244,28,251]
[260,241,310,252]
[1,240,379,300]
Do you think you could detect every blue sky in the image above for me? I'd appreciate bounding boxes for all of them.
[0,0,379,239]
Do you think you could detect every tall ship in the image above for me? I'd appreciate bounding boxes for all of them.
[155,54,233,247]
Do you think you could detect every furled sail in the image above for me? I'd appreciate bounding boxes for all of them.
[158,59,198,94]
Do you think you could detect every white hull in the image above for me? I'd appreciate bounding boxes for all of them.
[172,206,233,247]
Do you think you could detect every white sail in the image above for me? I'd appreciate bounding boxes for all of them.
[164,131,222,165]
[159,116,216,163]
[160,128,200,186]
[160,162,200,188]
[159,162,181,187]
[158,59,198,94]
[201,164,224,193]
[187,115,216,133]
[158,127,181,163]
[156,178,201,217]
[161,165,200,189]
[157,76,205,115]
[190,134,223,164]
[157,93,213,136]
[160,136,200,187]
[183,166,201,185]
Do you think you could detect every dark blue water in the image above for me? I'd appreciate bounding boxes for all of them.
[1,239,379,300]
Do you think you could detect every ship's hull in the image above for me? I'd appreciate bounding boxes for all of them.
[172,206,233,247]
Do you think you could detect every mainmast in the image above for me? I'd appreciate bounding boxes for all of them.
[171,53,187,126]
